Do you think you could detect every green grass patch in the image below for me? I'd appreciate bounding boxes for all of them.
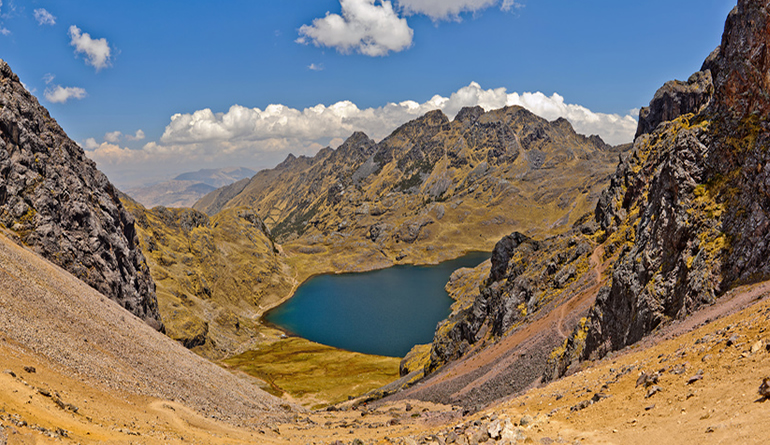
[223,337,400,408]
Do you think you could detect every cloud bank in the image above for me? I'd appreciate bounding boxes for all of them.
[69,25,112,70]
[297,0,413,56]
[85,82,636,187]
[159,82,636,146]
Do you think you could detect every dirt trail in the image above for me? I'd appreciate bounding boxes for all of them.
[556,244,605,338]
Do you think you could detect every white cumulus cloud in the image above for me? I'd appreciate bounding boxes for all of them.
[33,8,55,25]
[104,131,122,143]
[44,85,87,104]
[159,82,636,147]
[297,0,413,57]
[69,25,112,71]
[0,27,9,36]
[127,129,146,141]
[83,137,100,150]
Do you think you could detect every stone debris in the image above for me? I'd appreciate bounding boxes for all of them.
[635,371,660,388]
[378,415,536,445]
[759,377,770,399]
[645,386,663,398]
[686,370,704,385]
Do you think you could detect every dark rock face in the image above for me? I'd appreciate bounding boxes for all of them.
[489,232,534,282]
[584,122,719,359]
[0,60,163,330]
[635,70,714,138]
[707,2,770,122]
[428,228,593,373]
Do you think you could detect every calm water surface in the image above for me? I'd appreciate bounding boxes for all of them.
[264,252,490,357]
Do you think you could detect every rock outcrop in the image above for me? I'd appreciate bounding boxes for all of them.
[634,70,713,138]
[0,60,163,330]
[576,0,770,364]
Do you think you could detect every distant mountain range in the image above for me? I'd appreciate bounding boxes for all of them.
[126,166,256,208]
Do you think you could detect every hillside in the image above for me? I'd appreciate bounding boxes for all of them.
[2,221,768,444]
[0,229,292,444]
[388,0,770,413]
[195,106,626,279]
[121,197,294,359]
[136,92,630,372]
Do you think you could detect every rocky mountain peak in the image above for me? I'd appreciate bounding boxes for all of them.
[0,61,19,83]
[386,109,449,140]
[416,0,770,405]
[0,59,163,330]
[635,70,714,138]
[334,131,375,159]
[455,106,485,124]
[277,153,298,168]
[571,0,770,364]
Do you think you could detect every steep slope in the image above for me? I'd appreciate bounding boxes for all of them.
[197,106,624,278]
[0,229,289,443]
[402,0,770,410]
[121,197,294,359]
[558,0,770,370]
[0,60,162,330]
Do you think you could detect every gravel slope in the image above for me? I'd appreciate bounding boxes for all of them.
[0,230,292,428]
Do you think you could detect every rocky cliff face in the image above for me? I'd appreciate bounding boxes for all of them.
[419,0,770,397]
[0,60,163,330]
[574,0,770,365]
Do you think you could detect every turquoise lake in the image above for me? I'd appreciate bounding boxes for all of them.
[264,251,490,357]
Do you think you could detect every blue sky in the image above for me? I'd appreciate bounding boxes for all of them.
[1,0,736,188]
